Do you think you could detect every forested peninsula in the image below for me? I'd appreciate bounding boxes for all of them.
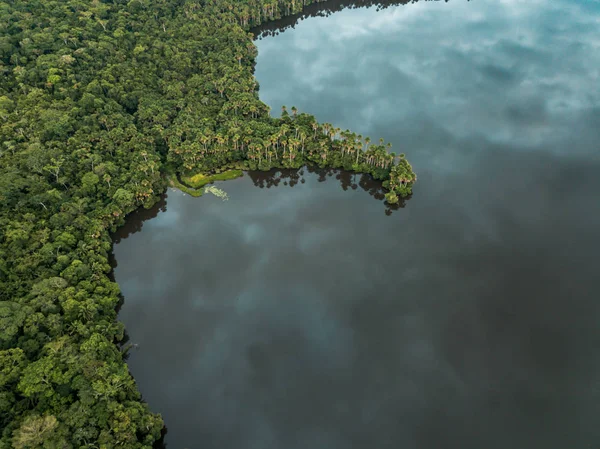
[0,0,416,447]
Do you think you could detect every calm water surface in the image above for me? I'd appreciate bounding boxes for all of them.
[113,1,600,448]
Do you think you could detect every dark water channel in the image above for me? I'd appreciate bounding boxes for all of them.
[112,1,600,448]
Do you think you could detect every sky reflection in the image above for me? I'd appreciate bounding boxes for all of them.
[256,0,600,162]
[113,2,600,448]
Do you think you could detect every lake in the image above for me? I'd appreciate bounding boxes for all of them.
[112,1,600,448]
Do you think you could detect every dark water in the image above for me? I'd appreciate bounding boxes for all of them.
[113,1,600,448]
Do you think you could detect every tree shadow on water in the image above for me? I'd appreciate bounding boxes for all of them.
[108,195,167,280]
[246,166,411,215]
[111,195,168,245]
[252,0,464,39]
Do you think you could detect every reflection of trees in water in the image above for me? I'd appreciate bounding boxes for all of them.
[246,166,410,215]
[111,195,167,245]
[111,166,410,260]
[108,195,167,277]
[109,197,169,354]
[253,0,457,39]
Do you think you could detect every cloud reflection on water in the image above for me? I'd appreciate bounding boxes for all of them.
[256,0,600,161]
[113,1,600,448]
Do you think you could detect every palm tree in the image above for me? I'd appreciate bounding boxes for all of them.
[249,104,258,118]
[357,137,368,164]
[328,126,336,142]
[288,138,299,163]
[256,144,263,163]
[270,135,279,158]
[279,124,289,138]
[299,130,307,153]
[320,140,328,161]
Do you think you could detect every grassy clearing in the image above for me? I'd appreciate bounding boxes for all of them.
[182,169,243,188]
[167,173,204,197]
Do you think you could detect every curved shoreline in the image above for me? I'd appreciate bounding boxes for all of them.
[0,0,422,446]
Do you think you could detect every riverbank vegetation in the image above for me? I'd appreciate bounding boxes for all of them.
[181,169,244,189]
[170,106,416,198]
[0,0,416,446]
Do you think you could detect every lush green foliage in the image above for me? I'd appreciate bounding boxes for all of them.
[0,0,416,446]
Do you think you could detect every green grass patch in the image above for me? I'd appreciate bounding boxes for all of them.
[182,169,243,188]
[184,173,210,188]
[167,173,204,197]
